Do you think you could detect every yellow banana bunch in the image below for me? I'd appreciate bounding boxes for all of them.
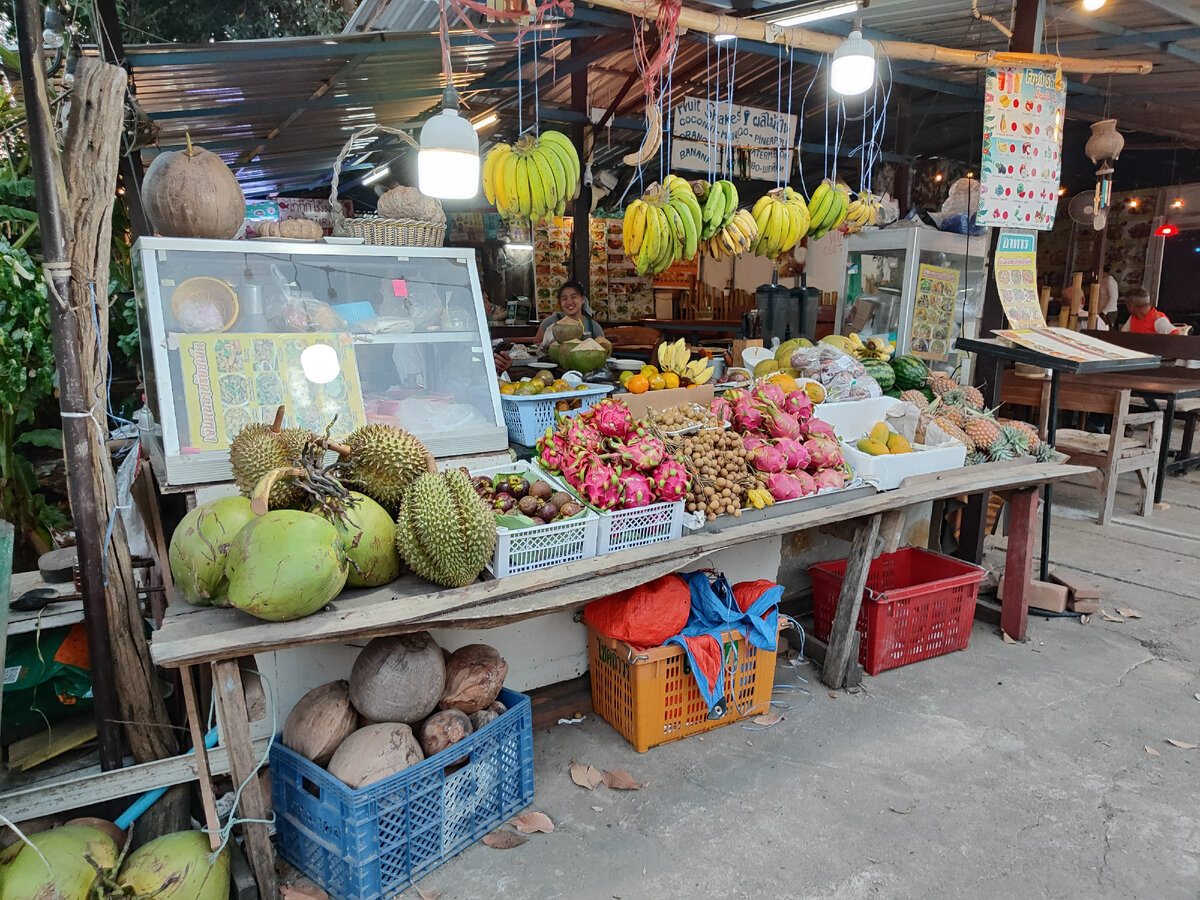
[482,130,580,223]
[806,179,852,240]
[657,337,689,376]
[685,358,714,385]
[750,187,810,259]
[706,208,759,261]
[623,177,704,276]
[844,189,881,232]
[746,488,775,509]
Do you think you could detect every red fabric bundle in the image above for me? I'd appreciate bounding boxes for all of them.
[733,580,780,618]
[584,573,692,650]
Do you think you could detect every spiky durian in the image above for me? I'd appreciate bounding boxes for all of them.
[338,424,431,514]
[229,423,305,508]
[395,469,496,588]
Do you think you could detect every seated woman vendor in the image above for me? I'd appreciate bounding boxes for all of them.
[1121,287,1190,335]
[534,280,605,349]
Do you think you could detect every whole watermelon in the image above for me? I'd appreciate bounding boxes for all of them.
[891,355,930,391]
[862,360,895,392]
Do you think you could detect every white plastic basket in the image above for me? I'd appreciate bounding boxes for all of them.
[593,499,686,555]
[471,461,599,577]
[500,385,614,446]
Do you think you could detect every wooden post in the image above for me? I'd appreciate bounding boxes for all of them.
[1087,283,1101,331]
[212,659,277,899]
[1001,488,1039,641]
[180,666,221,852]
[570,39,590,297]
[821,514,881,690]
[1038,285,1051,320]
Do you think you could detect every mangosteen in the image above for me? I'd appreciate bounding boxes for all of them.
[493,494,516,513]
[529,480,553,502]
[517,495,542,517]
[538,502,559,522]
[559,501,583,518]
[549,490,572,509]
[471,475,495,495]
[505,475,530,499]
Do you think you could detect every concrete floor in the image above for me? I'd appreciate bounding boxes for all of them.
[338,469,1200,899]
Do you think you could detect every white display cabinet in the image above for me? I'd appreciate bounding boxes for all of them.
[133,237,506,487]
[832,227,990,381]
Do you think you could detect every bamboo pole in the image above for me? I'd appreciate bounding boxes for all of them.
[1038,285,1051,321]
[1087,283,1101,331]
[590,0,1153,76]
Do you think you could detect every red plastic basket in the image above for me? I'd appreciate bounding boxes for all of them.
[809,548,986,675]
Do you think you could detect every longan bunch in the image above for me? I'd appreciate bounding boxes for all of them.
[678,427,759,521]
[651,403,715,433]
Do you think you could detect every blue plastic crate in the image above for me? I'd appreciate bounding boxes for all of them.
[271,688,534,900]
[500,384,613,445]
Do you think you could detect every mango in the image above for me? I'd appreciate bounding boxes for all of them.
[753,359,781,378]
[856,438,891,456]
[886,433,913,454]
[869,422,891,444]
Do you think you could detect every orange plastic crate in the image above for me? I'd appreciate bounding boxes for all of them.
[587,624,776,753]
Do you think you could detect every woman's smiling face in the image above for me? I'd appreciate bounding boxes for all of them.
[558,286,585,318]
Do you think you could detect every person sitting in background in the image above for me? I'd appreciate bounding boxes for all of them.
[534,280,605,349]
[1098,270,1119,328]
[1121,287,1190,335]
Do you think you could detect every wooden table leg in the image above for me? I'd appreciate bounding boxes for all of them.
[1001,487,1039,642]
[179,665,221,852]
[821,513,882,690]
[212,658,277,899]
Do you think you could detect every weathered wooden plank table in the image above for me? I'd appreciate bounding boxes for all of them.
[150,461,1088,898]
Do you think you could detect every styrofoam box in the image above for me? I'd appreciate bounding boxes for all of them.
[840,440,967,491]
[471,460,599,577]
[809,396,904,441]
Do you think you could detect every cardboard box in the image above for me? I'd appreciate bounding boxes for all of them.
[732,339,763,369]
[618,384,715,420]
[997,575,1069,613]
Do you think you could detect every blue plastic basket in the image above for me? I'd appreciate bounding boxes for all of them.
[500,384,613,446]
[272,688,534,900]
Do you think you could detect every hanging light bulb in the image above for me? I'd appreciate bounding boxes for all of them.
[418,85,480,200]
[42,8,65,50]
[1081,0,1106,11]
[830,28,875,96]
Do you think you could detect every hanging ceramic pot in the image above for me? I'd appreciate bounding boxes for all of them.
[1085,119,1125,164]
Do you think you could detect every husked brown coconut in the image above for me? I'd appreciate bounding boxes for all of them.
[326,723,423,789]
[349,632,445,724]
[440,644,508,715]
[282,680,358,766]
[417,709,473,757]
[469,700,508,731]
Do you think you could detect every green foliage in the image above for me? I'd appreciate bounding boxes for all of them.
[116,0,349,43]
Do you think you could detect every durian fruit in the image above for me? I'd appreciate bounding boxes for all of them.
[229,422,300,508]
[395,468,497,588]
[339,424,431,514]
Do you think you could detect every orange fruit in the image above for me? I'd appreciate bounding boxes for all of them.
[626,374,650,394]
[662,372,680,389]
[499,382,519,395]
[640,364,659,378]
[648,374,666,391]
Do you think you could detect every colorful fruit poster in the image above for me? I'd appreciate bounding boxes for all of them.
[994,229,1046,329]
[911,264,960,362]
[176,332,366,451]
[976,66,1066,231]
[533,217,653,322]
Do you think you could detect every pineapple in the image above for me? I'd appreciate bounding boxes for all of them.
[963,416,1002,451]
[961,384,986,410]
[937,405,966,429]
[1034,442,1057,463]
[928,375,958,397]
[939,387,969,409]
[998,418,1040,446]
[998,424,1032,458]
[901,389,929,412]
[934,417,975,449]
[966,449,989,466]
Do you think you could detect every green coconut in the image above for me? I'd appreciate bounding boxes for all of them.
[116,831,229,900]
[551,317,585,343]
[561,337,610,374]
[224,510,348,621]
[168,496,256,606]
[0,825,118,900]
[316,491,401,587]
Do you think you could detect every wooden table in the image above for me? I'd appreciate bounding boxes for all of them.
[150,461,1087,898]
[639,318,742,340]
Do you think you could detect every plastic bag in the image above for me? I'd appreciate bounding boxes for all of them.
[276,295,349,333]
[584,574,692,650]
[790,345,880,402]
[937,178,987,236]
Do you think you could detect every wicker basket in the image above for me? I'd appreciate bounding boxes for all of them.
[329,124,447,247]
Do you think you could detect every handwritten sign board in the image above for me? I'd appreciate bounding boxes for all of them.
[670,97,796,182]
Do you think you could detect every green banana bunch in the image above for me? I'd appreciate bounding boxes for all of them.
[806,179,852,240]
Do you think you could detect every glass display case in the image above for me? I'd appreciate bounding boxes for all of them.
[833,227,990,380]
[133,237,506,487]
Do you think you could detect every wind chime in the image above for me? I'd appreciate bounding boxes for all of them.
[1083,118,1124,230]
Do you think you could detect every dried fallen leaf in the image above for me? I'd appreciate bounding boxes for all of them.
[1002,632,1017,644]
[827,692,838,699]
[510,812,554,834]
[482,830,527,850]
[1145,745,1161,757]
[281,887,328,900]
[569,760,604,791]
[1166,739,1198,750]
[1081,614,1091,625]
[1100,610,1125,623]
[602,769,643,790]
[416,888,442,900]
[752,712,784,727]
[1115,607,1142,619]
[591,806,604,812]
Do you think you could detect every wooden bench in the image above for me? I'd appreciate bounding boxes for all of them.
[1000,374,1162,525]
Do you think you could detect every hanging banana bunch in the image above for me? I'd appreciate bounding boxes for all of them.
[622,174,705,276]
[482,130,581,223]
[750,186,811,259]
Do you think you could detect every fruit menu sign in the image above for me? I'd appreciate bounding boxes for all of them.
[911,264,960,363]
[976,66,1066,231]
[994,229,1046,330]
[176,332,366,452]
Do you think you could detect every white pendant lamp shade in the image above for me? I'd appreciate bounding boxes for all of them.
[418,94,480,200]
[831,30,875,96]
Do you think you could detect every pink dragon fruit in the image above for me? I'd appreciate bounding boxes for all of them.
[710,396,733,423]
[759,402,801,440]
[588,398,633,440]
[560,450,591,488]
[619,471,655,508]
[617,435,666,471]
[747,442,787,474]
[536,429,569,473]
[804,436,844,470]
[565,417,604,453]
[765,470,817,501]
[741,433,768,452]
[752,381,786,406]
[651,458,689,502]
[732,397,765,433]
[580,459,622,510]
[723,388,751,406]
[802,418,837,440]
[775,437,811,470]
[783,389,814,422]
[812,468,845,491]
